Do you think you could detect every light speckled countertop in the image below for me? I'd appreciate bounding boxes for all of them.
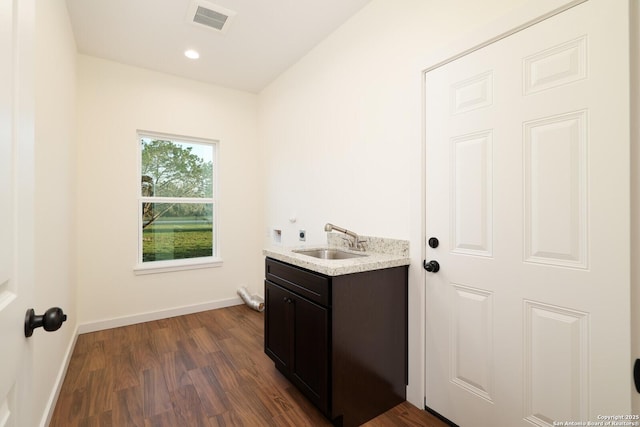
[263,234,410,276]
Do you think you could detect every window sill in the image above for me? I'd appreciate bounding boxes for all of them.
[134,258,223,275]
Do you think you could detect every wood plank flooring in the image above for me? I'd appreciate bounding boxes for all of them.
[50,304,448,426]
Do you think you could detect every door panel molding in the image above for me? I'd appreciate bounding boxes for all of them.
[523,300,589,426]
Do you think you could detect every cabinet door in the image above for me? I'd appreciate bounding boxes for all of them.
[264,281,291,369]
[290,294,329,414]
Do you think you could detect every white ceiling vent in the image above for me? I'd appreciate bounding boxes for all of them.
[186,0,236,34]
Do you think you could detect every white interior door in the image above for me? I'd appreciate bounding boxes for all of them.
[0,0,35,426]
[424,1,631,426]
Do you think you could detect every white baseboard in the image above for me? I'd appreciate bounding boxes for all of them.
[77,296,244,334]
[40,324,79,427]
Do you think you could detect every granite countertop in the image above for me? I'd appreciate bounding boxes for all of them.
[263,234,410,276]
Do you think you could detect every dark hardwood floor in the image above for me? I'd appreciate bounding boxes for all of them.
[50,304,448,426]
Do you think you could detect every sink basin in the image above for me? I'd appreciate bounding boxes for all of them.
[293,248,368,260]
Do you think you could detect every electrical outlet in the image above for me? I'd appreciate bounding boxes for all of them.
[298,229,306,241]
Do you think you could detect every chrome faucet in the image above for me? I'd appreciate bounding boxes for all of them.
[324,223,366,251]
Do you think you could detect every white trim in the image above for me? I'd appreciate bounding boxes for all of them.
[38,325,79,427]
[77,296,243,334]
[137,129,219,146]
[419,0,585,410]
[140,196,215,204]
[630,0,640,415]
[133,257,223,275]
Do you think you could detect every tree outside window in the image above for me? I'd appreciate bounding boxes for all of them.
[138,133,218,269]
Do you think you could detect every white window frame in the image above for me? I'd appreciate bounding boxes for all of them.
[134,130,221,275]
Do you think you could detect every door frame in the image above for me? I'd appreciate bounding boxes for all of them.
[630,0,640,416]
[419,0,638,414]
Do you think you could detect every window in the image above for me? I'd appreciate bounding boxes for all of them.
[135,131,219,273]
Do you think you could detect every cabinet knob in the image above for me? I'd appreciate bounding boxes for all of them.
[282,297,293,304]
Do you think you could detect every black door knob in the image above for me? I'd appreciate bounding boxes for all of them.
[423,260,440,273]
[24,307,67,338]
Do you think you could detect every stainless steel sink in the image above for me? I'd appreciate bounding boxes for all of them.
[293,248,368,260]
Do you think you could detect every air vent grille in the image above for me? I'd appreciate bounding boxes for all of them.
[193,6,228,31]
[187,1,236,34]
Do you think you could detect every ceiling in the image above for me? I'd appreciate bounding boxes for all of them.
[65,0,373,93]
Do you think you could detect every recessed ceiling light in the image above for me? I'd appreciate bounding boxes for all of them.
[184,49,200,59]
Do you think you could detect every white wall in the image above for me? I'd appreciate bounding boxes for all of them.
[259,0,529,407]
[33,0,77,424]
[75,56,263,326]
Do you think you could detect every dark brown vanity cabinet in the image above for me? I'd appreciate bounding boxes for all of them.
[264,277,329,413]
[264,258,330,414]
[264,257,408,427]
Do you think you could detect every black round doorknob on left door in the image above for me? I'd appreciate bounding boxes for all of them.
[423,260,440,273]
[24,307,67,338]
